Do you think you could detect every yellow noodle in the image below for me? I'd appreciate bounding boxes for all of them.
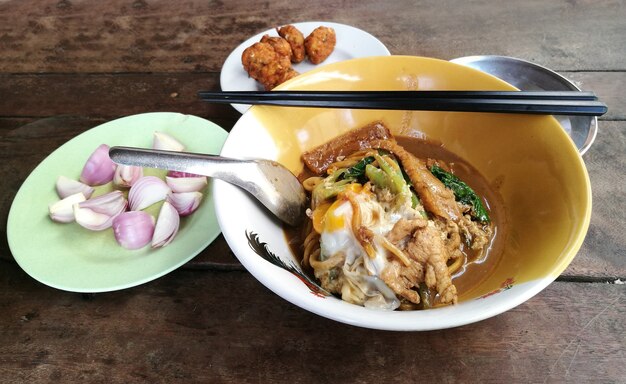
[301,219,320,268]
[308,248,321,269]
[447,254,464,275]
[302,232,320,268]
[363,243,377,260]
[327,149,378,173]
[303,229,318,249]
[309,251,344,272]
[302,176,324,192]
[378,235,412,266]
[345,191,377,260]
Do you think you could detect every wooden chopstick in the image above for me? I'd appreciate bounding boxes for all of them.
[197,90,607,116]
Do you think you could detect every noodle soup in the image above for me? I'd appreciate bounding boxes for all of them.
[285,121,506,310]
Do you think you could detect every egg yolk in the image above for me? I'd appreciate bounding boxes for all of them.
[312,183,367,234]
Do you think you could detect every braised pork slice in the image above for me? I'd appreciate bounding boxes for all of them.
[302,121,392,174]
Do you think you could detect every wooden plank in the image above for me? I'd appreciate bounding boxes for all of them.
[562,71,626,121]
[1,71,623,120]
[0,73,241,120]
[0,0,624,73]
[0,118,40,136]
[562,120,626,280]
[0,261,624,383]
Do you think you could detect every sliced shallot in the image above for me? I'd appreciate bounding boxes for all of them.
[112,211,155,250]
[50,131,207,251]
[165,175,207,193]
[128,176,171,211]
[151,201,180,248]
[49,192,86,223]
[167,170,202,178]
[73,190,127,231]
[153,131,185,151]
[80,144,116,186]
[55,176,95,199]
[167,192,203,217]
[113,164,143,188]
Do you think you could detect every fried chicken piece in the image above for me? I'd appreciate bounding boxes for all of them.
[241,41,294,90]
[304,26,336,64]
[260,34,293,61]
[277,25,306,63]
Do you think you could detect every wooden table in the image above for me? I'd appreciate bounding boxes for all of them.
[1,1,624,382]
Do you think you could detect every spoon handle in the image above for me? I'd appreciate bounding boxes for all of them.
[109,146,257,180]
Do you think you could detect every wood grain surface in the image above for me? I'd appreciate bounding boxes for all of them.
[0,261,624,383]
[1,0,625,383]
[0,0,624,73]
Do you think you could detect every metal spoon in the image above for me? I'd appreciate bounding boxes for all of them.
[108,146,307,226]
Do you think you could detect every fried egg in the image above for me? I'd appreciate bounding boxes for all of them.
[315,186,400,276]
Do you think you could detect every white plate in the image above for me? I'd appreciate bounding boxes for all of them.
[220,21,391,113]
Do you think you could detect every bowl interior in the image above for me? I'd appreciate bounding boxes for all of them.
[450,55,597,154]
[214,56,591,330]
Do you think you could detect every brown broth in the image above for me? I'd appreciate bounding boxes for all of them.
[284,136,507,304]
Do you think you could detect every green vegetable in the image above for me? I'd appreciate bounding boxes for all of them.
[400,169,422,210]
[343,156,375,183]
[375,154,409,195]
[313,180,353,204]
[312,169,353,206]
[418,283,431,309]
[365,164,391,189]
[410,192,422,211]
[317,154,422,212]
[430,165,490,223]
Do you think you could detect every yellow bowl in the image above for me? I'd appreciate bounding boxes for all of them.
[214,56,591,330]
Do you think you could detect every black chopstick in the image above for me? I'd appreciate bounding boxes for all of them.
[204,90,599,101]
[197,90,607,116]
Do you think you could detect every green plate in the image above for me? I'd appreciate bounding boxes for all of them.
[7,112,228,293]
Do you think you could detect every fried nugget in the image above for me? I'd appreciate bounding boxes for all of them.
[241,41,293,90]
[277,25,305,63]
[282,67,299,82]
[264,67,299,90]
[304,26,336,64]
[260,34,293,61]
